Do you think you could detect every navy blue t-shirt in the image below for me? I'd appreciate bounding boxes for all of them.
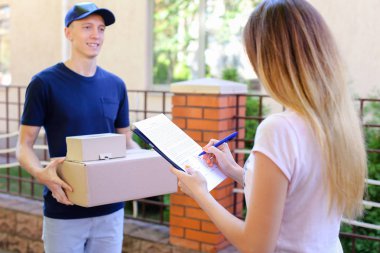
[21,63,129,219]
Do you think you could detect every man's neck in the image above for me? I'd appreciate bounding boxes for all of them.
[64,58,97,77]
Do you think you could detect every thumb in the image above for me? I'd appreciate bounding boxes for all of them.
[49,158,65,169]
[185,166,195,175]
[51,157,65,164]
[57,158,65,165]
[170,166,184,177]
[55,157,66,163]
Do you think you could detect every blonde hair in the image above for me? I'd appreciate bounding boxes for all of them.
[244,0,367,218]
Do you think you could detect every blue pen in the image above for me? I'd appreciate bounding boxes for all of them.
[198,131,238,156]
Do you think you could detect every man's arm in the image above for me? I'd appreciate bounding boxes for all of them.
[16,125,43,176]
[116,127,140,149]
[16,125,73,205]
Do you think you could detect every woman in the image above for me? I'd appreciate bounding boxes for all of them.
[170,0,367,252]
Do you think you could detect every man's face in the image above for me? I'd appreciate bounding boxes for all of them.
[66,14,106,59]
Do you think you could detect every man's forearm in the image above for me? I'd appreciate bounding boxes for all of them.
[16,145,44,179]
[126,139,141,149]
[116,127,141,150]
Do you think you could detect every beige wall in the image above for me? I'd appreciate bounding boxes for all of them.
[94,0,153,91]
[69,0,153,90]
[10,0,62,87]
[309,0,380,97]
[9,0,152,90]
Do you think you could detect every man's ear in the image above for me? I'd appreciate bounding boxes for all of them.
[64,27,72,41]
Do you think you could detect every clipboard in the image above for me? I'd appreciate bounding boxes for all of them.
[132,127,186,172]
[131,114,226,191]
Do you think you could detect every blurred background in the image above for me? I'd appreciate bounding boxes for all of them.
[0,1,379,252]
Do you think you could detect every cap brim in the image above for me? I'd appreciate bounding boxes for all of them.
[69,8,115,26]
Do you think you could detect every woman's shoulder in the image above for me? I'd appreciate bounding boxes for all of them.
[259,110,305,133]
[255,110,311,151]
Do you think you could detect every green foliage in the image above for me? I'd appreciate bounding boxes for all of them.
[245,96,269,150]
[173,63,191,82]
[340,97,380,252]
[205,64,211,78]
[222,67,239,82]
[153,0,261,84]
[153,0,198,84]
[153,58,169,84]
[245,97,260,143]
[132,132,149,149]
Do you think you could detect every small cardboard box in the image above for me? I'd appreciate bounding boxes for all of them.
[66,133,126,162]
[58,149,177,207]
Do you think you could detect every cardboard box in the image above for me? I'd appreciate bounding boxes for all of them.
[58,149,177,207]
[66,133,126,162]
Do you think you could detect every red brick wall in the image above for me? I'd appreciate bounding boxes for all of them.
[169,93,246,252]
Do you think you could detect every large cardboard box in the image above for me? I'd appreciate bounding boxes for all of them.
[66,133,126,162]
[58,149,177,207]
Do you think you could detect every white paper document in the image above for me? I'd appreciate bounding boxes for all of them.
[133,114,226,191]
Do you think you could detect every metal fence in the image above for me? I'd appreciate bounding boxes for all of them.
[0,84,379,251]
[0,86,174,224]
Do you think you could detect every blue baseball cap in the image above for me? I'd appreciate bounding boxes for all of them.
[65,2,115,27]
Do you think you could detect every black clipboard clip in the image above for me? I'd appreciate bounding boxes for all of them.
[130,126,186,172]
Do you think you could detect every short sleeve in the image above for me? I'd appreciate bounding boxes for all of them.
[21,76,48,126]
[252,114,299,181]
[114,82,129,128]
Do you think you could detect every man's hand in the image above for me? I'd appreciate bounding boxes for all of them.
[35,158,74,205]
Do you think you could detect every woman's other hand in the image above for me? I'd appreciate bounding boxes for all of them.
[170,166,208,200]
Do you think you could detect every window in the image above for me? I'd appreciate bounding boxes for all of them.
[153,0,260,87]
[0,5,10,85]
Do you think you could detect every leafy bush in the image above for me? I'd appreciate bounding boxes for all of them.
[340,97,380,252]
[153,60,169,84]
[222,67,240,82]
[132,132,148,149]
[173,63,191,82]
[245,96,269,151]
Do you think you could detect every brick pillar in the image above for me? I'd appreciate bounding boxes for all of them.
[169,78,247,252]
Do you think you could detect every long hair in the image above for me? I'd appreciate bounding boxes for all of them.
[243,0,367,219]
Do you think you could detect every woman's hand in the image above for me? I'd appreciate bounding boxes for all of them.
[202,139,243,184]
[170,166,208,200]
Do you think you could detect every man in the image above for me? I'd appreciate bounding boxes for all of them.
[16,2,139,253]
